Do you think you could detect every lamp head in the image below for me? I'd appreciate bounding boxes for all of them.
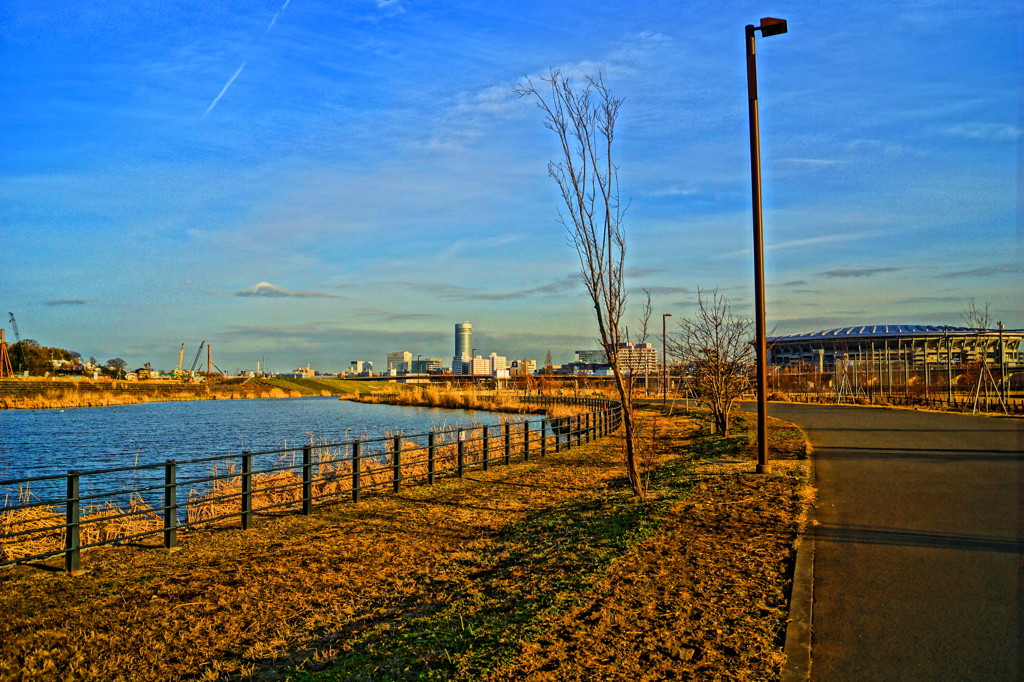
[759,17,788,37]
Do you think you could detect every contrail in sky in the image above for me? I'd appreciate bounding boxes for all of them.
[264,0,291,35]
[202,0,290,118]
[203,61,246,117]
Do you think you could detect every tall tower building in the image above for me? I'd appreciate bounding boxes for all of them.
[455,322,472,360]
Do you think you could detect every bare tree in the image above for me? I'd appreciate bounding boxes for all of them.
[961,299,992,329]
[668,288,754,436]
[518,70,646,497]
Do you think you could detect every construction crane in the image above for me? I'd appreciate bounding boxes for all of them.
[7,313,28,373]
[176,343,185,372]
[187,340,206,375]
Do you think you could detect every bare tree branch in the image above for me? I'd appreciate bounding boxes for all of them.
[961,299,992,329]
[518,71,646,497]
[668,288,754,436]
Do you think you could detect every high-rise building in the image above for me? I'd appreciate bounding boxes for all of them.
[411,357,443,373]
[455,322,472,360]
[386,351,413,372]
[575,343,658,373]
[488,353,507,374]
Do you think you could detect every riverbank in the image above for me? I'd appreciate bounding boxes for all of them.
[0,377,384,410]
[352,383,596,418]
[0,405,811,680]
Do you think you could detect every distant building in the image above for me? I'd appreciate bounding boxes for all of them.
[411,357,443,374]
[455,322,472,360]
[349,360,373,374]
[576,349,607,365]
[488,353,507,375]
[452,355,491,375]
[575,343,657,374]
[387,351,413,373]
[510,359,537,376]
[287,364,315,378]
[768,325,1024,371]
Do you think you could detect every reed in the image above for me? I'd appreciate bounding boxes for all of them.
[353,385,592,418]
[0,492,162,563]
[0,385,304,410]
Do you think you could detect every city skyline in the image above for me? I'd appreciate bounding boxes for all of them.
[3,1,1020,371]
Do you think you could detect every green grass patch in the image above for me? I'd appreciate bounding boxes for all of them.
[283,464,701,681]
[263,378,385,396]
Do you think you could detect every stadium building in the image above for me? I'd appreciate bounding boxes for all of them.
[767,325,1023,371]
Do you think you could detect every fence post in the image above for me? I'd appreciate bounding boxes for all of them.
[504,422,511,465]
[554,419,561,453]
[523,421,530,461]
[427,431,436,485]
[65,470,81,573]
[541,419,548,457]
[163,460,178,549]
[457,429,465,477]
[482,425,490,471]
[302,446,313,514]
[392,435,402,493]
[241,451,253,530]
[574,415,581,447]
[351,441,362,503]
[585,412,591,443]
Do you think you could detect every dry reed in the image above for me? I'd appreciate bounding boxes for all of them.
[0,493,163,563]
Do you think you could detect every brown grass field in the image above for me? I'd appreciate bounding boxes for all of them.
[0,405,810,681]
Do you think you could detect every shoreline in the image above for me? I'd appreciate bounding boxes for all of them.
[0,377,382,411]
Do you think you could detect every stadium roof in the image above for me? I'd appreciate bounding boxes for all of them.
[768,325,1021,343]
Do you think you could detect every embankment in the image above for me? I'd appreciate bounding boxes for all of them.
[0,377,383,410]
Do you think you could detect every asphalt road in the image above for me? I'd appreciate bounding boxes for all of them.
[763,403,1022,681]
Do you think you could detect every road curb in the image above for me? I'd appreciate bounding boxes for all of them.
[781,441,815,682]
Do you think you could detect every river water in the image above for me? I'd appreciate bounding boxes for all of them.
[0,397,503,505]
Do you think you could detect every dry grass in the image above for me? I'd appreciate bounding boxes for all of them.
[0,407,810,681]
[0,494,164,563]
[0,386,305,410]
[353,385,592,419]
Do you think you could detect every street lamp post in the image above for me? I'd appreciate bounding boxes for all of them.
[662,313,672,405]
[746,17,788,475]
[944,326,952,404]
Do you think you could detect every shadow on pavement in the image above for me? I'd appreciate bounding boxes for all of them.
[813,446,1023,461]
[812,523,1023,553]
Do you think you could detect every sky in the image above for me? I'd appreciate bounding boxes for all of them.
[2,0,1020,373]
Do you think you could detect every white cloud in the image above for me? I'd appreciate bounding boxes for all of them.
[234,282,343,298]
[941,123,1019,141]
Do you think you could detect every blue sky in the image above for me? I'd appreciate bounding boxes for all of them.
[2,0,1020,372]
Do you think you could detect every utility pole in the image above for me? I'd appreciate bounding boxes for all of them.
[0,329,13,378]
[998,321,1005,402]
[662,313,672,405]
[945,325,952,404]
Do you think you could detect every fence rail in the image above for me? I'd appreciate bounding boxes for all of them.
[750,390,1024,414]
[0,396,621,571]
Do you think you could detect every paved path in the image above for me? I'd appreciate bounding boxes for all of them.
[764,404,1022,681]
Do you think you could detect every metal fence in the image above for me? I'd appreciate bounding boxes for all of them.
[0,396,621,571]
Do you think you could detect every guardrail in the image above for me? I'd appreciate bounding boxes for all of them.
[0,396,621,571]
